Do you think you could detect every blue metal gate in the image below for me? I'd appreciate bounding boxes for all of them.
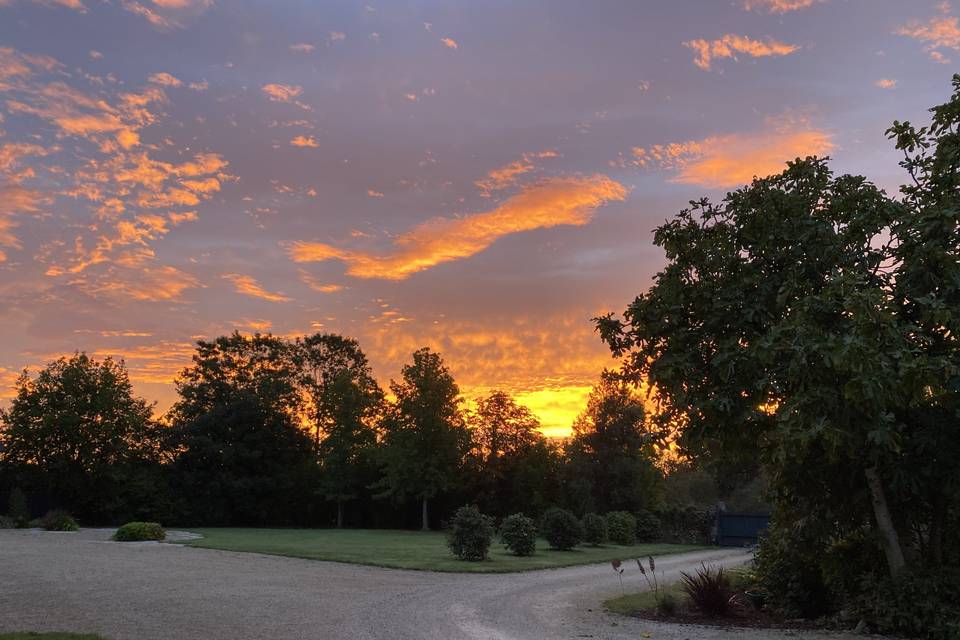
[716,512,769,547]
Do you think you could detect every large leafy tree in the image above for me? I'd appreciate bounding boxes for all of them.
[0,353,160,521]
[467,390,558,517]
[376,348,469,530]
[597,77,960,577]
[168,333,317,525]
[295,334,383,527]
[564,375,661,514]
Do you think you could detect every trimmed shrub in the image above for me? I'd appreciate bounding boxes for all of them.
[446,505,494,561]
[500,513,537,556]
[113,521,166,541]
[40,510,79,531]
[606,511,637,545]
[681,563,734,617]
[582,513,608,546]
[851,568,960,640]
[7,487,30,528]
[541,507,583,550]
[635,510,661,542]
[754,522,831,617]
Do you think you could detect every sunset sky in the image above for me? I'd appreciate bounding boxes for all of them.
[0,0,958,436]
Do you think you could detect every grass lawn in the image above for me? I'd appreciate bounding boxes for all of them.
[0,635,104,639]
[178,528,709,573]
[604,582,685,615]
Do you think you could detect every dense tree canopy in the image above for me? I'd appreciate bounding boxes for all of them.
[597,75,960,577]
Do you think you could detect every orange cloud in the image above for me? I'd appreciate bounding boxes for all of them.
[148,71,182,87]
[633,116,833,188]
[741,0,823,13]
[81,264,201,302]
[121,0,213,29]
[290,174,628,280]
[876,78,897,89]
[290,135,318,148]
[0,366,21,400]
[299,269,343,293]
[0,0,86,11]
[474,150,559,195]
[223,273,291,302]
[684,34,799,70]
[897,6,960,63]
[262,83,303,102]
[289,43,315,53]
[441,37,458,49]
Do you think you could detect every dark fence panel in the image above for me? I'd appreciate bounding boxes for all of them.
[716,512,769,547]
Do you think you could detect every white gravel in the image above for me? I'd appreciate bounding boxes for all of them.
[0,528,867,640]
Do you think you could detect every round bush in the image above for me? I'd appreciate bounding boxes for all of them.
[606,511,637,545]
[635,510,662,542]
[41,510,79,532]
[113,521,166,542]
[500,513,537,556]
[446,505,494,561]
[541,507,583,550]
[582,513,608,546]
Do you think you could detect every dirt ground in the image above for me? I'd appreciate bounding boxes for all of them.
[1,528,866,640]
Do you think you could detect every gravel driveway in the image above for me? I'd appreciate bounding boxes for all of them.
[1,528,861,640]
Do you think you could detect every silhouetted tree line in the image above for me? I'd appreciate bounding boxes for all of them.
[0,335,671,529]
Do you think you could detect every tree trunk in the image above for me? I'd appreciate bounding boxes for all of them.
[421,497,429,531]
[336,501,344,529]
[864,466,906,577]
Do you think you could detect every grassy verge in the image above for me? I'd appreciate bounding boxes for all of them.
[176,527,709,573]
[604,582,685,615]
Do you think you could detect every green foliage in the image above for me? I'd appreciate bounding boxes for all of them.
[0,515,15,528]
[605,511,637,545]
[582,513,608,546]
[851,569,960,640]
[499,513,537,556]
[655,590,679,616]
[113,521,165,541]
[375,348,470,530]
[656,506,713,544]
[565,376,661,515]
[754,521,832,617]
[40,510,78,531]
[680,563,733,617]
[445,504,494,561]
[541,507,583,550]
[7,487,30,528]
[297,334,383,526]
[0,354,161,523]
[635,510,661,542]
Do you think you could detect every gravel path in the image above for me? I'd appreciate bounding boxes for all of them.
[0,528,862,640]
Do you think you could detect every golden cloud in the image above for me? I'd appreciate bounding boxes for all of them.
[262,83,303,102]
[148,71,182,87]
[299,269,343,293]
[290,135,318,148]
[741,0,823,13]
[897,6,960,63]
[290,174,628,280]
[222,273,291,302]
[441,37,458,49]
[121,0,213,29]
[79,264,201,302]
[633,117,833,188]
[684,34,799,70]
[876,78,897,89]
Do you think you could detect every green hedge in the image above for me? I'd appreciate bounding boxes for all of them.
[113,521,166,541]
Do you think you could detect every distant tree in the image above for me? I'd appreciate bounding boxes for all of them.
[0,353,161,521]
[564,375,661,514]
[467,390,556,516]
[295,334,383,527]
[170,332,302,424]
[375,348,469,530]
[168,333,317,525]
[168,390,317,525]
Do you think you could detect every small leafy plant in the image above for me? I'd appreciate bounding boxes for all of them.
[40,510,79,531]
[446,504,494,561]
[500,513,537,556]
[582,513,608,546]
[113,521,166,541]
[541,507,583,550]
[680,563,734,617]
[606,511,637,545]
